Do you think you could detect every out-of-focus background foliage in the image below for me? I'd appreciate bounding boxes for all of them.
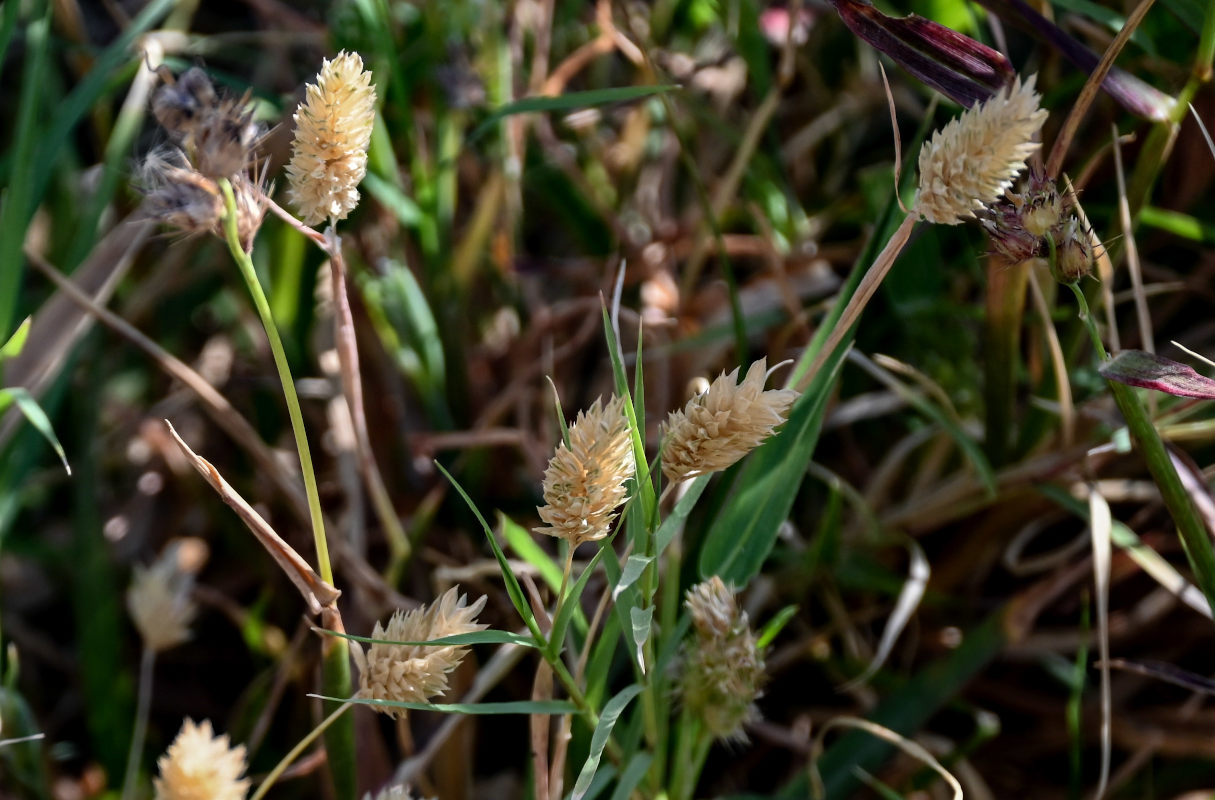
[4,0,1215,798]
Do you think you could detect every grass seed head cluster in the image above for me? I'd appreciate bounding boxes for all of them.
[914,75,1048,225]
[153,719,250,800]
[679,576,766,741]
[661,358,798,483]
[286,51,378,226]
[354,587,488,718]
[535,394,636,546]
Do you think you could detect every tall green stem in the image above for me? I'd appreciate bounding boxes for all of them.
[1067,283,1215,613]
[119,648,155,800]
[219,179,332,585]
[249,701,354,800]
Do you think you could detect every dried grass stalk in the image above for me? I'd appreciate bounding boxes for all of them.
[914,75,1047,225]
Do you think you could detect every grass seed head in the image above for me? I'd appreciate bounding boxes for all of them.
[126,540,200,653]
[153,719,249,800]
[661,358,797,484]
[1052,217,1094,283]
[914,75,1048,225]
[535,395,635,546]
[355,587,487,719]
[286,50,377,226]
[679,576,766,741]
[364,786,433,800]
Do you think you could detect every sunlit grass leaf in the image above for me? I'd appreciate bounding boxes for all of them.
[313,628,537,648]
[469,85,679,143]
[314,695,578,715]
[601,305,656,541]
[612,555,653,602]
[0,388,69,475]
[756,604,798,650]
[0,318,30,361]
[364,172,424,227]
[501,513,563,590]
[435,462,543,643]
[655,474,710,553]
[572,684,644,800]
[629,606,653,674]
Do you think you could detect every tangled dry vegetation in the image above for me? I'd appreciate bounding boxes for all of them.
[5,1,1215,800]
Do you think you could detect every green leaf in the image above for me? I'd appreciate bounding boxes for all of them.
[469,85,679,142]
[0,318,30,362]
[756,604,798,650]
[0,388,69,475]
[435,463,543,643]
[601,306,657,545]
[612,555,653,601]
[655,474,711,552]
[550,542,608,655]
[607,753,653,800]
[316,696,578,715]
[629,606,653,673]
[364,171,424,228]
[314,628,538,648]
[572,684,644,800]
[501,513,563,591]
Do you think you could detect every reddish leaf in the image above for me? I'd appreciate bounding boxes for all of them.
[1099,350,1215,399]
[830,0,1014,108]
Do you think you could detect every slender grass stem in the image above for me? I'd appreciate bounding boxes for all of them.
[119,647,155,800]
[219,179,332,585]
[1066,282,1215,613]
[983,255,1031,465]
[249,701,354,800]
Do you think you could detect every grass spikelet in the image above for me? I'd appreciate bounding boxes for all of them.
[126,540,200,653]
[153,719,250,800]
[353,587,488,718]
[914,75,1048,225]
[286,50,377,226]
[679,576,766,741]
[661,359,797,484]
[534,395,635,546]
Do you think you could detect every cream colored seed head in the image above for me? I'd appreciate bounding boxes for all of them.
[127,541,201,653]
[914,75,1048,225]
[354,587,487,719]
[286,51,377,226]
[679,577,766,741]
[154,719,249,800]
[535,395,635,546]
[363,785,434,800]
[661,358,797,484]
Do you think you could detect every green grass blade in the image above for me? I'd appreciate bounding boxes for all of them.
[469,85,679,143]
[0,4,51,340]
[0,388,69,475]
[755,604,798,650]
[654,474,710,553]
[0,317,30,361]
[607,753,653,800]
[501,513,563,590]
[550,543,607,656]
[572,684,644,800]
[601,306,656,542]
[435,462,544,642]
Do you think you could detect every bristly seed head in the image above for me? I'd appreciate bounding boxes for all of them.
[153,718,249,800]
[914,75,1048,225]
[353,587,487,719]
[661,358,797,484]
[535,395,635,547]
[679,576,766,742]
[286,51,377,226]
[127,540,201,653]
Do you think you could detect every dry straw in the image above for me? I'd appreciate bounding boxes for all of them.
[914,75,1048,225]
[661,359,797,484]
[154,719,250,800]
[286,50,377,226]
[535,395,635,546]
[354,587,487,718]
[126,541,199,653]
[679,576,766,741]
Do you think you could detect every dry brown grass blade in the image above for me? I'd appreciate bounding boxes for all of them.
[1110,124,1154,356]
[1045,0,1158,178]
[1027,264,1075,446]
[1,217,154,447]
[327,240,410,570]
[531,663,554,800]
[164,419,340,614]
